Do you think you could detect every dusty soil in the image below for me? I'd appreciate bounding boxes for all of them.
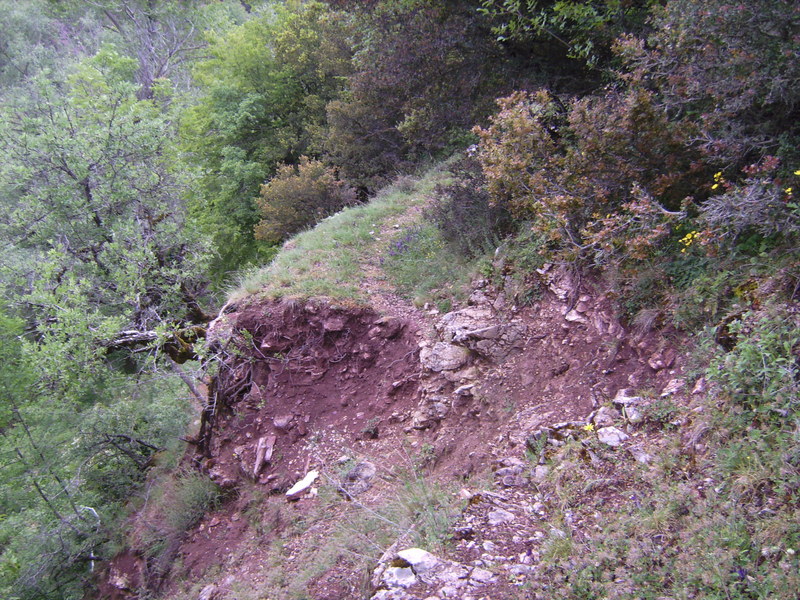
[96,269,688,600]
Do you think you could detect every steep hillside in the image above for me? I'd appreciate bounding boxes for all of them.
[95,165,800,600]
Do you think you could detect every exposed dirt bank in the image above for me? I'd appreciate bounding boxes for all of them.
[97,269,690,600]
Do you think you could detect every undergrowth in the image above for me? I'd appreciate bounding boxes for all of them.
[525,304,800,600]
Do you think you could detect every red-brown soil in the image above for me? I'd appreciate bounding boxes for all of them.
[96,275,688,600]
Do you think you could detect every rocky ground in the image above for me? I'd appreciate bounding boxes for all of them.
[98,263,695,600]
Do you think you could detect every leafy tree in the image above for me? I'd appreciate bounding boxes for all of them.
[324,1,511,190]
[0,45,210,370]
[180,1,353,280]
[478,0,656,69]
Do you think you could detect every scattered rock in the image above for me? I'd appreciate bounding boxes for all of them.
[612,389,643,407]
[648,348,676,371]
[597,426,629,447]
[564,309,587,324]
[624,405,644,425]
[420,342,470,372]
[383,566,417,588]
[341,461,377,497]
[628,447,652,464]
[397,548,440,574]
[469,567,496,584]
[286,470,319,499]
[593,406,620,427]
[532,465,550,481]
[273,414,294,430]
[488,508,515,526]
[661,378,686,397]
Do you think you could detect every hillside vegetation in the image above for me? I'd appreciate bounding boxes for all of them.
[0,1,797,599]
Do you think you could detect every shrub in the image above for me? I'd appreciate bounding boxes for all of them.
[426,157,514,258]
[700,177,800,249]
[706,306,800,419]
[254,157,357,245]
[474,88,696,263]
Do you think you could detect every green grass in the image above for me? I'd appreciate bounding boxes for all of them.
[228,162,454,305]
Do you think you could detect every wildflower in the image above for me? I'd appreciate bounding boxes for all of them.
[582,423,595,432]
[785,187,793,195]
[711,183,719,190]
[794,170,800,176]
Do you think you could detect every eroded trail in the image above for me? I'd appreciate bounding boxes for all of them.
[100,268,690,600]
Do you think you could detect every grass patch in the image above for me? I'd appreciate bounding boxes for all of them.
[381,222,475,308]
[227,162,454,305]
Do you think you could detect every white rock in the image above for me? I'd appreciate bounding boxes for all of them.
[597,426,629,447]
[383,566,417,588]
[488,508,515,526]
[285,470,319,498]
[397,548,440,574]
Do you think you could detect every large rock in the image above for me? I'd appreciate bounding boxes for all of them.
[419,342,470,372]
[397,548,440,574]
[435,307,527,362]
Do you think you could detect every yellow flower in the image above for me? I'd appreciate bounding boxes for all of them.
[582,423,595,432]
[794,170,800,176]
[786,187,793,195]
[711,183,719,190]
[713,171,723,181]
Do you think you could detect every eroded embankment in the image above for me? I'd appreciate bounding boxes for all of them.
[100,269,694,600]
[199,300,423,493]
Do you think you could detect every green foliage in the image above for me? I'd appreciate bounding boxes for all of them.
[480,0,656,69]
[255,157,357,245]
[475,88,693,264]
[707,307,800,419]
[180,1,353,280]
[324,2,512,190]
[0,46,210,352]
[426,157,514,258]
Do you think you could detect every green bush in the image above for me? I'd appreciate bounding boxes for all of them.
[254,157,357,245]
[707,306,800,419]
[426,157,514,258]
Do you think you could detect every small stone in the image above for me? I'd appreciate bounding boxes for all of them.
[482,540,497,552]
[628,447,652,464]
[508,564,536,576]
[565,309,587,323]
[470,567,496,583]
[597,426,629,447]
[593,406,620,427]
[273,414,294,430]
[488,508,515,526]
[397,548,440,574]
[661,378,686,397]
[612,389,642,406]
[624,405,644,424]
[532,465,550,481]
[285,470,319,499]
[383,566,417,588]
